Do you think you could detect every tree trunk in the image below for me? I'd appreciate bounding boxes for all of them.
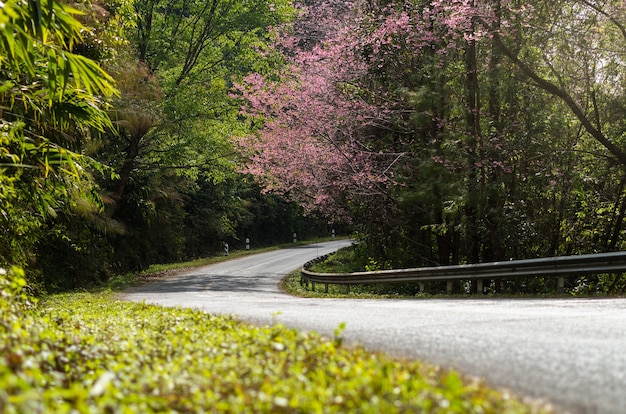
[113,137,140,204]
[607,175,626,251]
[136,0,155,66]
[464,12,481,266]
[482,0,506,265]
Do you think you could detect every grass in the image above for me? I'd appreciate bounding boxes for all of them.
[0,271,551,413]
[0,244,554,412]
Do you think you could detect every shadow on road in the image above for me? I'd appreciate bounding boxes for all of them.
[129,272,283,295]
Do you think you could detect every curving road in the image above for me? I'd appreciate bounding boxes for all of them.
[122,241,626,414]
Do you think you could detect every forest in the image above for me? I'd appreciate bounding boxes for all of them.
[1,0,626,294]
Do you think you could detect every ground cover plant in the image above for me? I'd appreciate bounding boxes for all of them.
[0,270,550,413]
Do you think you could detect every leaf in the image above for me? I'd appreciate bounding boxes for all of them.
[89,372,116,397]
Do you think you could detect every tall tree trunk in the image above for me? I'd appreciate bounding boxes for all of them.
[483,0,506,265]
[112,137,140,205]
[111,114,154,209]
[464,10,481,266]
[606,175,626,251]
[136,0,155,66]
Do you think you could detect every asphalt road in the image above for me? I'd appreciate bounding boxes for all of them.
[122,241,626,414]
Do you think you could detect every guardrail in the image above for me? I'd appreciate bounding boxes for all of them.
[301,251,626,294]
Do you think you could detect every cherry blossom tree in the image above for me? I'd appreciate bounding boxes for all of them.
[234,2,401,220]
[235,0,626,277]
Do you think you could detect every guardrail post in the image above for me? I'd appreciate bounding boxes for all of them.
[346,284,350,294]
[557,276,565,293]
[324,283,329,293]
[476,279,483,295]
[446,281,453,294]
[419,282,425,293]
[311,281,316,291]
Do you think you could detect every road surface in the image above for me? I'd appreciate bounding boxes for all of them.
[122,241,626,414]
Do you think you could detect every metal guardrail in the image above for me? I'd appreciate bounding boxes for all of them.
[301,251,626,293]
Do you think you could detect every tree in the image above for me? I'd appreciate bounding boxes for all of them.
[0,0,117,272]
[106,0,295,209]
[235,1,404,221]
[482,1,626,165]
[237,0,626,284]
[82,0,309,274]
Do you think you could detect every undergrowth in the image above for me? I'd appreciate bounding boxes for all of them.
[292,246,626,298]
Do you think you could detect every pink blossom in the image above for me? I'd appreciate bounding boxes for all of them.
[231,0,510,218]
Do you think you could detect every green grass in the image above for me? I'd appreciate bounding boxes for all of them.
[282,269,397,299]
[307,245,365,274]
[0,271,550,413]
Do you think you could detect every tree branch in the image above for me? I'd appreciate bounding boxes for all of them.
[577,0,626,42]
[489,30,626,165]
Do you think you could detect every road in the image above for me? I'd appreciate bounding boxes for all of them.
[122,241,626,414]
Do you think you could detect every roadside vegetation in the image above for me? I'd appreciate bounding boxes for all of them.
[283,246,626,298]
[1,269,551,413]
[2,0,626,297]
[0,0,622,412]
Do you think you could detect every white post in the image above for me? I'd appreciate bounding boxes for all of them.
[332,229,335,238]
[293,232,297,243]
[245,238,250,250]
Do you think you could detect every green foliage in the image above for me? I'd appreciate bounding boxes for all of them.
[0,0,117,273]
[0,274,547,413]
[5,0,626,296]
[310,246,367,274]
[48,0,309,287]
[289,247,626,297]
[570,273,626,296]
[113,0,296,186]
[246,0,626,288]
